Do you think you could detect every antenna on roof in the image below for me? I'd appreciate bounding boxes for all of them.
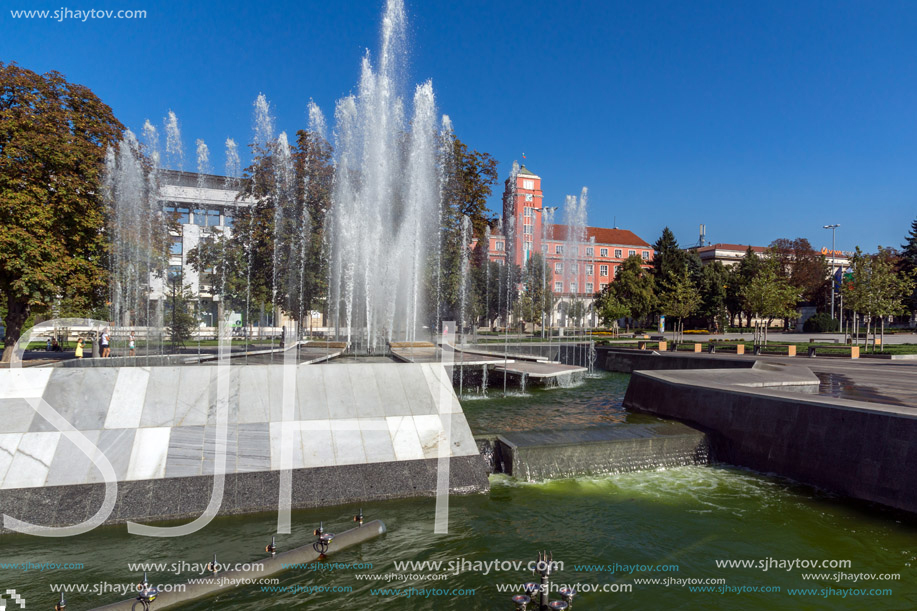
[613,216,618,229]
[697,224,707,247]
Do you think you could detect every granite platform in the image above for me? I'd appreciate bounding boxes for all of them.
[0,363,488,533]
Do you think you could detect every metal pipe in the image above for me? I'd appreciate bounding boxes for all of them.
[89,519,386,611]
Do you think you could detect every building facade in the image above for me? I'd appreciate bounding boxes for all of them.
[484,165,653,325]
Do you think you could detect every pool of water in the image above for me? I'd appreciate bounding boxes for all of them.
[461,371,657,434]
[3,374,916,610]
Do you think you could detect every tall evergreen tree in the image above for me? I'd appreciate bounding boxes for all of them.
[901,217,917,313]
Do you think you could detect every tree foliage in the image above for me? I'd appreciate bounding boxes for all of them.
[901,217,917,313]
[604,254,656,326]
[769,237,829,305]
[188,128,333,328]
[0,63,124,361]
[657,265,700,341]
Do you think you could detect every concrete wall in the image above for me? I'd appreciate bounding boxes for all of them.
[624,371,917,514]
[597,347,755,374]
[0,363,488,531]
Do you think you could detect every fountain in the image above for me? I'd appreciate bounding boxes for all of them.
[325,0,450,353]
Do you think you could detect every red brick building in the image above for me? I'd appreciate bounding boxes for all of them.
[484,165,653,298]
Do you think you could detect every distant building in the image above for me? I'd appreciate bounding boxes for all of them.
[692,242,851,270]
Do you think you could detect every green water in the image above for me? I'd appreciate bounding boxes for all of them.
[2,374,916,610]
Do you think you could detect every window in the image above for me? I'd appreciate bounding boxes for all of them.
[523,216,532,226]
[523,179,534,190]
[495,241,504,251]
[571,263,578,273]
[613,265,618,276]
[586,282,593,293]
[555,262,563,273]
[570,282,577,293]
[208,209,220,226]
[642,250,649,260]
[170,235,182,256]
[586,247,594,257]
[586,265,594,276]
[192,209,207,226]
[600,283,608,291]
[223,212,233,228]
[600,265,609,276]
[600,248,608,257]
[523,225,533,234]
[614,249,622,258]
[554,281,563,292]
[167,265,182,282]
[629,249,636,257]
[165,205,190,224]
[555,245,563,254]
[524,193,533,202]
[524,234,533,242]
[524,207,532,217]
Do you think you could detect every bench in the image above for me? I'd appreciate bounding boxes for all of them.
[810,337,839,343]
[807,345,859,359]
[709,343,746,355]
[755,344,796,356]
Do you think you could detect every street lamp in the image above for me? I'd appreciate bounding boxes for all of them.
[823,224,840,321]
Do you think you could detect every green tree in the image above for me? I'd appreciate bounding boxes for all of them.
[901,217,917,315]
[516,252,553,331]
[652,227,685,280]
[438,135,499,327]
[200,127,333,335]
[769,237,829,309]
[657,265,701,344]
[594,287,631,329]
[698,261,730,332]
[0,63,124,361]
[562,298,588,327]
[868,247,914,350]
[609,255,656,329]
[740,256,798,346]
[165,274,198,350]
[844,247,916,351]
[727,247,763,328]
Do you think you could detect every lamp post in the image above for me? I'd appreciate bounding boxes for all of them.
[823,224,840,321]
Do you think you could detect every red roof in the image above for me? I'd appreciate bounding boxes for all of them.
[549,225,651,248]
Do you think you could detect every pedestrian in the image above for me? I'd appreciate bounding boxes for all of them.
[75,337,84,359]
[100,329,110,358]
[46,338,52,351]
[51,337,61,352]
[129,331,136,357]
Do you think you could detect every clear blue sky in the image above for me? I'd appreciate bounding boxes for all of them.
[3,0,916,253]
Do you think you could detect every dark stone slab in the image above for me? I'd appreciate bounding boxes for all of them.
[1,454,489,529]
[115,480,152,521]
[180,475,215,516]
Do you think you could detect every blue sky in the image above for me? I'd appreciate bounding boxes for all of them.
[2,0,916,253]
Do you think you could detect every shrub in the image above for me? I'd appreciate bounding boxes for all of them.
[803,312,839,333]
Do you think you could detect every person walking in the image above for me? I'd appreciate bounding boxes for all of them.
[100,329,110,357]
[129,331,136,357]
[75,337,84,359]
